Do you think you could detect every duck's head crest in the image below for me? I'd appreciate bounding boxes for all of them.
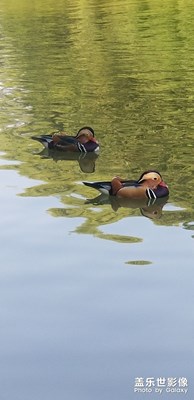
[138,170,162,184]
[77,126,95,138]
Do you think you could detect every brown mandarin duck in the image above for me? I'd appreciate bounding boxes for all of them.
[83,171,169,200]
[32,126,99,153]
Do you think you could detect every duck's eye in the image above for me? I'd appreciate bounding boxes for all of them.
[153,177,157,180]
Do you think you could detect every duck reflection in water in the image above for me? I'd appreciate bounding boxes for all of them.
[85,194,168,220]
[36,147,98,173]
[84,170,169,219]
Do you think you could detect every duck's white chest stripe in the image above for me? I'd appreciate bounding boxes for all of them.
[146,188,157,199]
[77,142,87,152]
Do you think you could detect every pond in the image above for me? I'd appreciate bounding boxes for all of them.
[0,0,193,399]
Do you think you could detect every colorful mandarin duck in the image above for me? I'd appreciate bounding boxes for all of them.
[83,170,169,200]
[32,126,99,153]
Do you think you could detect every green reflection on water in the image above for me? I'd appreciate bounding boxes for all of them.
[1,0,194,240]
[125,260,152,266]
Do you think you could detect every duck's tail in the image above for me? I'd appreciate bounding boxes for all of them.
[83,181,112,194]
[31,135,52,148]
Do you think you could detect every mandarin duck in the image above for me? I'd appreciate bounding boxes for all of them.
[83,170,169,200]
[32,126,99,153]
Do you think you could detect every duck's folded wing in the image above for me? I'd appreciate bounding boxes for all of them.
[122,179,139,187]
[57,135,77,145]
[83,179,137,194]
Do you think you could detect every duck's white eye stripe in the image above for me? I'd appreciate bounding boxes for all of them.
[146,188,157,199]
